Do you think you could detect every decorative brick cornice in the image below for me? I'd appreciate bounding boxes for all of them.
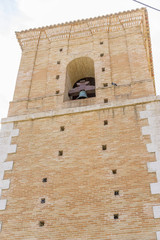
[16,8,145,45]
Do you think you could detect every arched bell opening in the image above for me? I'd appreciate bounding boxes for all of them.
[64,57,96,101]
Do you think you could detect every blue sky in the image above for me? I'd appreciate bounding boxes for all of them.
[0,0,160,122]
[0,0,17,15]
[0,0,18,33]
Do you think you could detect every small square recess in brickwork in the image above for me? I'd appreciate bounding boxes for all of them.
[104,98,108,103]
[100,53,104,57]
[58,151,63,156]
[41,198,45,204]
[112,170,117,174]
[42,178,47,182]
[103,83,108,87]
[56,75,60,80]
[39,221,45,227]
[60,126,65,131]
[100,41,103,45]
[102,145,107,150]
[114,214,119,219]
[114,190,119,196]
[59,48,63,52]
[104,120,108,125]
[57,61,60,64]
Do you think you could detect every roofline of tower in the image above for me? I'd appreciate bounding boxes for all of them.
[16,7,146,34]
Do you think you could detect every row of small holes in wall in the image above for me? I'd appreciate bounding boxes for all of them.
[58,41,103,52]
[56,48,62,79]
[100,40,109,102]
[55,92,108,102]
[55,88,108,97]
[55,94,108,103]
[103,121,119,189]
[39,215,120,226]
[57,121,108,157]
[102,118,107,149]
[59,126,65,155]
[99,42,106,91]
[103,118,119,219]
[41,178,46,226]
[56,60,60,94]
[113,169,119,219]
[104,118,119,219]
[39,215,120,227]
[40,121,63,226]
[39,178,46,226]
[55,50,62,94]
[40,169,118,226]
[39,119,119,226]
[38,125,65,226]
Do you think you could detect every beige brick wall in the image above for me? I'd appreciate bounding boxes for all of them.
[0,103,160,239]
[0,8,159,240]
[8,8,155,117]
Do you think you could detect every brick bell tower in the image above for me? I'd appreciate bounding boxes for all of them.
[0,8,160,240]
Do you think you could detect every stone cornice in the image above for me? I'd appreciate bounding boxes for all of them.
[2,95,160,124]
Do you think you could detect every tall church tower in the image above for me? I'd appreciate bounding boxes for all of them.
[0,8,160,240]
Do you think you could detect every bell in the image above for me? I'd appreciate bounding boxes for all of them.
[77,90,88,99]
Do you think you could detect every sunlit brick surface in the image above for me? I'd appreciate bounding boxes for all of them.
[0,8,159,240]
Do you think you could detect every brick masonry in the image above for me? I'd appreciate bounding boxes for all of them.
[8,8,155,117]
[0,7,159,240]
[0,97,160,239]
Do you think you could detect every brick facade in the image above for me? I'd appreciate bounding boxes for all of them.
[0,7,160,240]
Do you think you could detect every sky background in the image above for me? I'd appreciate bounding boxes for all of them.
[0,0,160,121]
